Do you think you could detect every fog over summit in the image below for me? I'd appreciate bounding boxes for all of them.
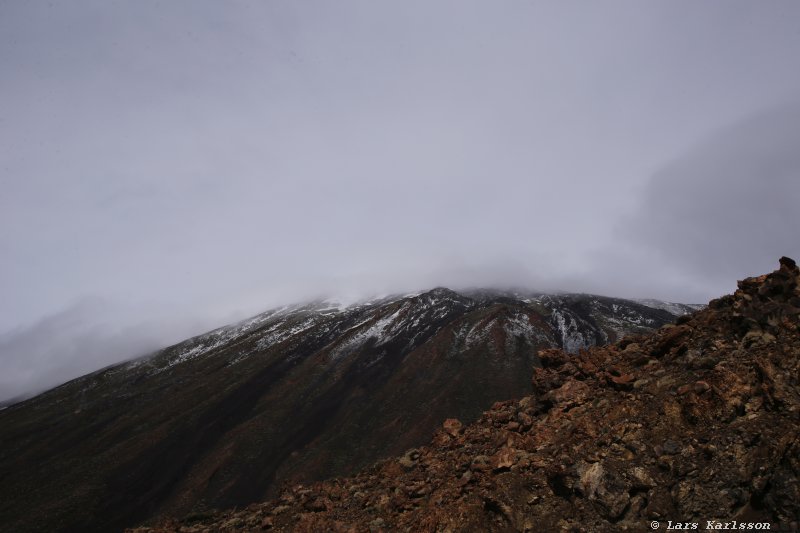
[1,2,799,399]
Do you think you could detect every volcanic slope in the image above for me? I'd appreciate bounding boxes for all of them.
[133,258,800,532]
[0,289,685,532]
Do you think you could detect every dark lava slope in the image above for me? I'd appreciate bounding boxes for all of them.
[135,258,800,533]
[0,288,685,532]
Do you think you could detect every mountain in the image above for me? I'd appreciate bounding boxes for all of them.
[131,257,800,532]
[633,299,705,317]
[0,288,690,532]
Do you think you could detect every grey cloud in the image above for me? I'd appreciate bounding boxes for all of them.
[2,1,800,399]
[0,299,220,401]
[624,103,800,296]
[563,102,800,305]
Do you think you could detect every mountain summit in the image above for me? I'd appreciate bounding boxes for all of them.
[132,258,799,532]
[0,289,688,532]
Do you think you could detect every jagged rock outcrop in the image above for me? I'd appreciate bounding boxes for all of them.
[133,258,800,532]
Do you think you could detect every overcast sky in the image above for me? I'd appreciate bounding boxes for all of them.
[2,1,799,400]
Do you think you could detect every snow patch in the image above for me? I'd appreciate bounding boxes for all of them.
[328,304,408,361]
[549,309,593,353]
[255,316,320,351]
[636,299,704,316]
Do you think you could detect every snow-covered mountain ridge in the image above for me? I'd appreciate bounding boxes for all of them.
[127,288,697,375]
[0,287,697,532]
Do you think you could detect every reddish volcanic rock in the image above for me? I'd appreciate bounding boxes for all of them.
[442,418,463,437]
[130,259,800,532]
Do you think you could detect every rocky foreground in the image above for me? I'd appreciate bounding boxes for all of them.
[132,259,800,532]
